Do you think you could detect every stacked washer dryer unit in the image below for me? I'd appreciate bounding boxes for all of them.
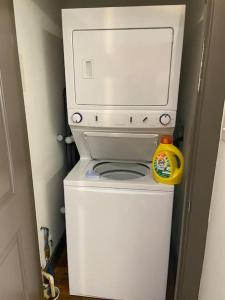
[62,6,185,300]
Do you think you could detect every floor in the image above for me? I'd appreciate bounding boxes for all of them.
[54,247,175,300]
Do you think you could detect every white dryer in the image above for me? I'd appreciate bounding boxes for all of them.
[62,5,185,300]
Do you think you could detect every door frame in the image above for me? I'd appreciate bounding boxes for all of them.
[175,0,225,299]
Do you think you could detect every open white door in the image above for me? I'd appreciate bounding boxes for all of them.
[0,1,42,299]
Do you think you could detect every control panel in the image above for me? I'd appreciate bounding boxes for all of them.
[68,110,176,128]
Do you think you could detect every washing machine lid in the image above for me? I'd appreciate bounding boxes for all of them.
[82,132,159,161]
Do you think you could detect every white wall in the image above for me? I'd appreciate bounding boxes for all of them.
[13,0,66,267]
[198,103,225,299]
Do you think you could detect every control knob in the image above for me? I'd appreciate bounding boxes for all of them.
[72,112,82,124]
[160,114,171,126]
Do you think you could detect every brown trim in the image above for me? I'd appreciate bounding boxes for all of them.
[175,0,225,299]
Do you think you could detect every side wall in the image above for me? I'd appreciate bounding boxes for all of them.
[172,0,205,257]
[198,104,225,300]
[13,0,66,267]
[175,0,225,298]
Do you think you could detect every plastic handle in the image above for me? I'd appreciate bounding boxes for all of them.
[83,59,93,79]
[170,145,184,182]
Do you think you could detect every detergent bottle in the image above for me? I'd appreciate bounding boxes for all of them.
[152,135,184,185]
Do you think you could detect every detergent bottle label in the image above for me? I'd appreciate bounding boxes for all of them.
[153,152,171,178]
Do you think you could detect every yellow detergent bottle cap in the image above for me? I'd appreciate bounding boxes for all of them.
[152,135,184,185]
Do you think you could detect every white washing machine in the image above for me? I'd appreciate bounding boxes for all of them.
[64,159,174,300]
[62,5,185,300]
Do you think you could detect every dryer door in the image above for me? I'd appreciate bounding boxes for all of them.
[73,28,173,107]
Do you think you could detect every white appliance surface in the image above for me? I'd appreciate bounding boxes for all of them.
[76,131,160,161]
[62,5,185,113]
[64,159,174,299]
[64,159,173,192]
[68,110,177,128]
[73,28,173,107]
[62,6,185,300]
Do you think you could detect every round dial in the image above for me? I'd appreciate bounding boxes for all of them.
[160,114,171,126]
[72,112,82,124]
